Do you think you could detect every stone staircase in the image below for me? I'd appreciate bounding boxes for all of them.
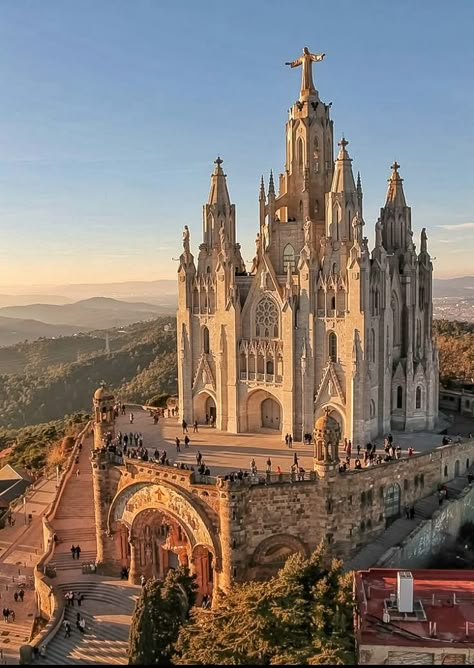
[35,581,139,665]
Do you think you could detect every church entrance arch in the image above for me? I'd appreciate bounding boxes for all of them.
[246,390,282,433]
[108,482,220,604]
[193,391,217,425]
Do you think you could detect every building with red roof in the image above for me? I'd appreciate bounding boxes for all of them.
[355,568,474,664]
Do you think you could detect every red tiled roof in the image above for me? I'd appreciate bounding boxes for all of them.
[355,568,474,647]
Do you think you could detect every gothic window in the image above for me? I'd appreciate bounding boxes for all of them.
[283,244,296,273]
[312,136,319,173]
[370,399,376,419]
[392,293,400,345]
[297,137,304,174]
[330,295,336,311]
[416,386,422,410]
[396,386,403,409]
[371,329,376,363]
[328,332,337,362]
[314,199,319,215]
[255,297,279,338]
[384,483,401,519]
[203,326,210,354]
[266,360,274,375]
[416,320,421,352]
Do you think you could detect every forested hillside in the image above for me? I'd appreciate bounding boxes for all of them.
[433,320,474,383]
[0,318,177,428]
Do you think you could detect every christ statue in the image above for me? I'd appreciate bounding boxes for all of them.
[286,47,325,94]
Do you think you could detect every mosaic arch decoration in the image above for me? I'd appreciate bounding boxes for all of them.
[107,481,221,564]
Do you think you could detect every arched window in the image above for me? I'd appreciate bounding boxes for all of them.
[370,400,376,419]
[266,360,274,375]
[416,386,422,410]
[416,320,421,352]
[396,386,403,409]
[255,297,279,338]
[330,295,336,310]
[203,327,210,354]
[297,137,304,174]
[329,332,337,362]
[392,293,400,345]
[384,483,401,520]
[371,329,376,363]
[312,136,319,173]
[283,244,295,273]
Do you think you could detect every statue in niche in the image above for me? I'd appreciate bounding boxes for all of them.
[375,218,383,248]
[303,216,312,247]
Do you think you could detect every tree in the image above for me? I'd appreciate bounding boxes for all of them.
[173,545,355,665]
[128,567,198,666]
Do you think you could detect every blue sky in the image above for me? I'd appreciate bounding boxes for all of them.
[0,0,472,286]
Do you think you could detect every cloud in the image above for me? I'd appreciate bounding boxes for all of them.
[436,239,456,244]
[437,222,474,230]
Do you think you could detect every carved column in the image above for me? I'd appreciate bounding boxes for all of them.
[128,540,139,585]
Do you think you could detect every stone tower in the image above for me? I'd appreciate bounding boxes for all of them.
[92,384,115,449]
[177,48,439,444]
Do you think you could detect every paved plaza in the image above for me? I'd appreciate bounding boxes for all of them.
[116,406,458,477]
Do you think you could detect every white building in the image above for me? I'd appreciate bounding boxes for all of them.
[177,48,439,444]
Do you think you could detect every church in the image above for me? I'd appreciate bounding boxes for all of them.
[177,48,439,445]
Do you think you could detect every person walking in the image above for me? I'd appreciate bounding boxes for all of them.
[288,434,293,448]
[266,457,272,473]
[76,612,81,629]
[193,420,198,433]
[3,608,9,622]
[140,575,146,587]
[175,437,181,453]
[13,592,18,603]
[19,589,24,602]
[285,433,289,447]
[184,435,190,448]
[79,617,86,634]
[71,545,76,560]
[75,545,81,561]
[196,451,202,466]
[64,620,71,638]
[77,592,83,607]
[182,420,188,435]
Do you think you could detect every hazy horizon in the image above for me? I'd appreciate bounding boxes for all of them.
[0,1,473,284]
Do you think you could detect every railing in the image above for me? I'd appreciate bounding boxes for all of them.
[219,470,316,487]
[192,473,218,485]
[239,372,283,385]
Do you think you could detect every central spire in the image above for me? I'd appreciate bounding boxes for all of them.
[285,47,325,99]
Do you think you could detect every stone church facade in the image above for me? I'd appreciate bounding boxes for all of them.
[177,49,438,444]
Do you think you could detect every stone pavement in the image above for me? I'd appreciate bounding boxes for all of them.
[0,475,57,665]
[118,407,452,477]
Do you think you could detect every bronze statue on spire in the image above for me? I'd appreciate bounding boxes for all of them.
[285,47,325,94]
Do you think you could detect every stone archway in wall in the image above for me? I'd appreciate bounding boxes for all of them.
[193,391,217,425]
[108,482,220,603]
[249,533,309,579]
[247,389,282,433]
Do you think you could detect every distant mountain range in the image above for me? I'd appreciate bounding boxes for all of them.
[433,276,474,298]
[0,297,176,346]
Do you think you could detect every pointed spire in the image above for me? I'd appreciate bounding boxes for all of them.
[385,161,407,208]
[207,156,231,209]
[330,137,356,194]
[268,170,275,199]
[259,175,266,201]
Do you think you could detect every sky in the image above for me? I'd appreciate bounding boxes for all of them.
[0,0,473,287]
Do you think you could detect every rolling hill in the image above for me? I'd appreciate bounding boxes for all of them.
[0,297,170,332]
[0,316,82,347]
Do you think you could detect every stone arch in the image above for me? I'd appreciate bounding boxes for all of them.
[283,244,296,273]
[247,389,282,433]
[250,533,308,578]
[108,481,221,568]
[193,390,217,425]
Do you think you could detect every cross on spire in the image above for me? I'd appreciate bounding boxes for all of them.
[215,156,223,167]
[391,161,400,172]
[339,137,348,150]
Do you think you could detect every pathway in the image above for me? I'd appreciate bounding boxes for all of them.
[0,475,56,665]
[41,434,139,665]
[346,465,474,571]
